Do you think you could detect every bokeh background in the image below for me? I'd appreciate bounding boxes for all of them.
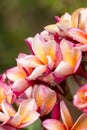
[0,0,87,73]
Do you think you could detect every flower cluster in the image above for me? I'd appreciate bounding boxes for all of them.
[0,7,87,130]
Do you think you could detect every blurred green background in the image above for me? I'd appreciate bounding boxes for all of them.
[0,0,87,73]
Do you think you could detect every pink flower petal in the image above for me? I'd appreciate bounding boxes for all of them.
[25,37,34,54]
[32,34,47,64]
[43,119,65,130]
[60,101,73,130]
[9,99,40,128]
[11,79,29,96]
[17,55,43,68]
[1,99,16,118]
[55,61,73,76]
[72,113,87,130]
[68,28,87,44]
[27,65,46,80]
[32,85,56,116]
[0,125,18,130]
[44,24,59,33]
[6,66,26,82]
[0,112,8,122]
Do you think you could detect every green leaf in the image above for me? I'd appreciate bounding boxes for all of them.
[23,119,43,130]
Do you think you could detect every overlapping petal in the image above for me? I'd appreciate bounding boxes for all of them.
[60,101,73,130]
[8,98,40,128]
[54,39,82,77]
[42,101,87,130]
[0,99,40,128]
[68,28,87,44]
[6,66,26,82]
[32,84,57,116]
[43,119,65,130]
[71,113,87,130]
[0,81,12,105]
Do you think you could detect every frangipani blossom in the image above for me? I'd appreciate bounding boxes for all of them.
[54,39,82,78]
[25,34,81,83]
[45,8,87,33]
[45,8,87,48]
[42,100,87,130]
[73,83,87,112]
[31,84,57,116]
[15,84,57,117]
[19,34,62,82]
[0,98,40,128]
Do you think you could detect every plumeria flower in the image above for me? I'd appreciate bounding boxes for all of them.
[73,83,87,112]
[25,34,81,83]
[6,38,61,85]
[42,100,87,130]
[45,8,86,34]
[14,84,57,117]
[66,8,87,51]
[45,8,87,48]
[19,33,62,83]
[53,39,82,82]
[31,84,57,116]
[44,8,73,37]
[0,98,40,128]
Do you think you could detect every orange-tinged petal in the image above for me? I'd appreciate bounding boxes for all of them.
[6,66,26,82]
[44,24,59,33]
[60,39,74,65]
[61,12,71,23]
[17,55,43,68]
[44,91,57,115]
[8,112,21,128]
[9,99,39,128]
[32,85,56,116]
[60,39,81,70]
[60,101,73,130]
[71,113,87,130]
[0,82,12,104]
[11,79,29,96]
[43,119,65,130]
[0,87,6,104]
[2,99,16,118]
[44,40,56,62]
[68,28,87,44]
[32,34,47,64]
[71,48,82,72]
[27,65,46,80]
[19,111,40,128]
[40,30,54,41]
[71,8,83,28]
[57,21,71,36]
[55,61,73,76]
[0,112,8,122]
[32,85,47,107]
[18,99,37,117]
[71,8,87,31]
